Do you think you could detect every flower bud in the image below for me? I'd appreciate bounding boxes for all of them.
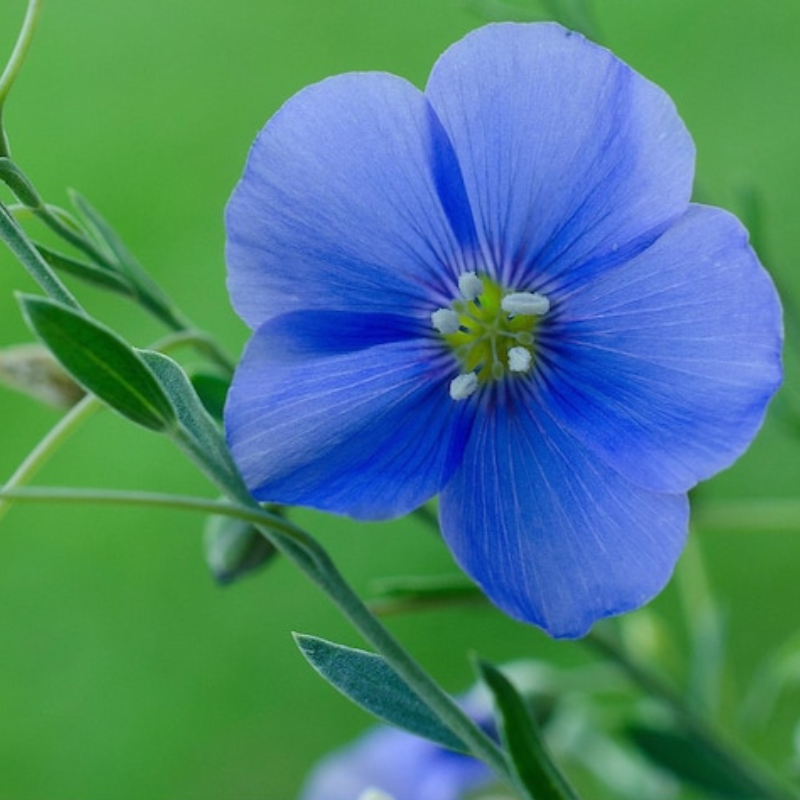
[203,513,278,585]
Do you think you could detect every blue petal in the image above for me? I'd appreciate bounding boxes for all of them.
[536,204,783,493]
[425,23,694,291]
[439,397,688,638]
[226,72,479,329]
[299,725,490,800]
[224,311,474,520]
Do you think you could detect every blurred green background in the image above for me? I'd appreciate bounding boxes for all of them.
[1,1,799,798]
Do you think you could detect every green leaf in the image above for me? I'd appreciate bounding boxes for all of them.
[294,633,468,753]
[626,722,782,800]
[35,243,135,296]
[69,190,133,267]
[69,191,181,326]
[139,351,249,501]
[0,157,41,207]
[1,201,79,308]
[204,514,277,584]
[19,294,175,431]
[477,660,579,800]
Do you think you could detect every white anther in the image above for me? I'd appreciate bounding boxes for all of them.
[357,790,396,800]
[508,346,532,373]
[431,308,461,334]
[458,271,484,301]
[449,372,478,401]
[501,291,550,317]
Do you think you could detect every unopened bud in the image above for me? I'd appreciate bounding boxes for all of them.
[204,513,278,585]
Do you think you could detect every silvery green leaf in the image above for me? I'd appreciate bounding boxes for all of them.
[69,191,183,327]
[294,633,468,753]
[0,157,40,207]
[139,350,248,502]
[1,203,78,307]
[35,243,134,296]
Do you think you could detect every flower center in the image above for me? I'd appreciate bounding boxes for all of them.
[431,272,549,401]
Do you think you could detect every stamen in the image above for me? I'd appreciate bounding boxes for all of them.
[501,292,550,317]
[449,372,478,400]
[431,308,461,334]
[508,346,532,373]
[458,271,484,301]
[434,275,546,399]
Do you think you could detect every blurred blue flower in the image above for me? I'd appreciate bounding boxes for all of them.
[298,698,493,800]
[224,23,782,637]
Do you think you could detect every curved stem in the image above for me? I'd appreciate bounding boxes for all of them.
[0,395,98,525]
[0,0,44,155]
[0,485,513,786]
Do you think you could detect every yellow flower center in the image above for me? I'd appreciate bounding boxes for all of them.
[431,272,549,400]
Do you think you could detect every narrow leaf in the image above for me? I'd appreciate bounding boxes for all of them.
[139,350,249,501]
[0,157,41,207]
[294,633,468,753]
[19,294,175,431]
[1,201,79,307]
[36,243,135,295]
[478,660,579,800]
[70,193,169,294]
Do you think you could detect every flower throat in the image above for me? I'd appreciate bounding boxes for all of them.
[431,272,549,400]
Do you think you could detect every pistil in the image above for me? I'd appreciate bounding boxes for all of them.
[432,273,548,400]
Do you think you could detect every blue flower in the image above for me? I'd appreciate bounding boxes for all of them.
[224,23,782,637]
[298,695,494,800]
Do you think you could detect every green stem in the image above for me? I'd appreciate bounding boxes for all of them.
[0,0,43,156]
[0,329,224,528]
[0,395,99,525]
[585,628,796,800]
[0,485,512,786]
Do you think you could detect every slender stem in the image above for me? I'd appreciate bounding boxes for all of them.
[0,395,99,525]
[0,330,225,527]
[0,485,513,785]
[0,0,44,156]
[585,628,796,800]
